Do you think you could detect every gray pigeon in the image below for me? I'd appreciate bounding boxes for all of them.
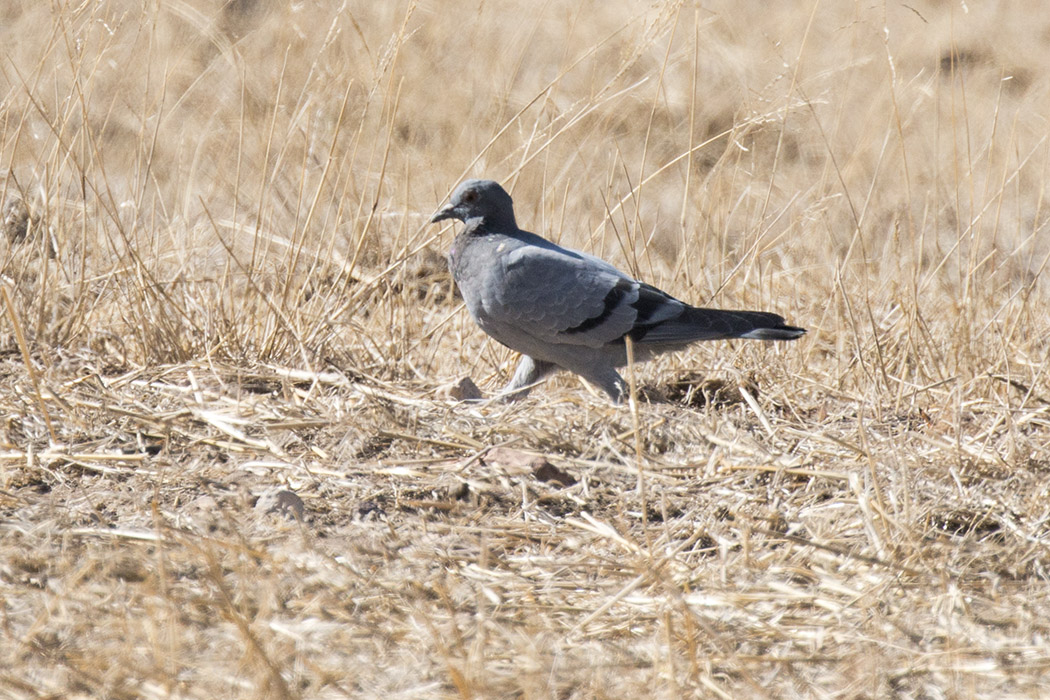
[431,179,805,401]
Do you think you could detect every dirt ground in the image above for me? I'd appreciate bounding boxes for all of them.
[2,1,1049,698]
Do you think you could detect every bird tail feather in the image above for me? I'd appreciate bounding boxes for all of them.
[635,307,806,344]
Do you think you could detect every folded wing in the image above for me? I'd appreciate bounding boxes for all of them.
[488,237,804,349]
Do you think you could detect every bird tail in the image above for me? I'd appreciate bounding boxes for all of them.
[635,307,806,344]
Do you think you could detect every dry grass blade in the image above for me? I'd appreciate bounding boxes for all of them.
[0,1,1048,698]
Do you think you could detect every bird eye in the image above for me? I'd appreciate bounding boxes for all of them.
[463,190,478,203]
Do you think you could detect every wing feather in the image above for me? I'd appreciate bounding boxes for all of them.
[490,242,643,347]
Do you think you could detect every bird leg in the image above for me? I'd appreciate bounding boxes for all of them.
[498,356,556,401]
[577,366,629,403]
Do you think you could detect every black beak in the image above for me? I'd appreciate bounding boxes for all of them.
[430,205,457,223]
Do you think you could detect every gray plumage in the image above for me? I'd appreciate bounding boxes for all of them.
[431,179,805,401]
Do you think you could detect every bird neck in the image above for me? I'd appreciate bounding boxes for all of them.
[462,217,488,235]
[475,212,517,231]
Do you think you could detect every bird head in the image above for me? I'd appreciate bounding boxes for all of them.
[431,179,517,229]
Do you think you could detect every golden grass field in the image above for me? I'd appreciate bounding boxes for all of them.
[2,0,1049,697]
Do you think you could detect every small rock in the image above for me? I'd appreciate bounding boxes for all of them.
[532,461,577,488]
[255,488,305,521]
[447,481,471,501]
[447,376,483,401]
[483,447,542,471]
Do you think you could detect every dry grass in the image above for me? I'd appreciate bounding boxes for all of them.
[1,0,1049,697]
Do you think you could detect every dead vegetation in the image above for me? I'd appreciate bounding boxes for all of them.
[1,0,1049,697]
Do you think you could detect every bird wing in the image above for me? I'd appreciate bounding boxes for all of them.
[487,240,683,348]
